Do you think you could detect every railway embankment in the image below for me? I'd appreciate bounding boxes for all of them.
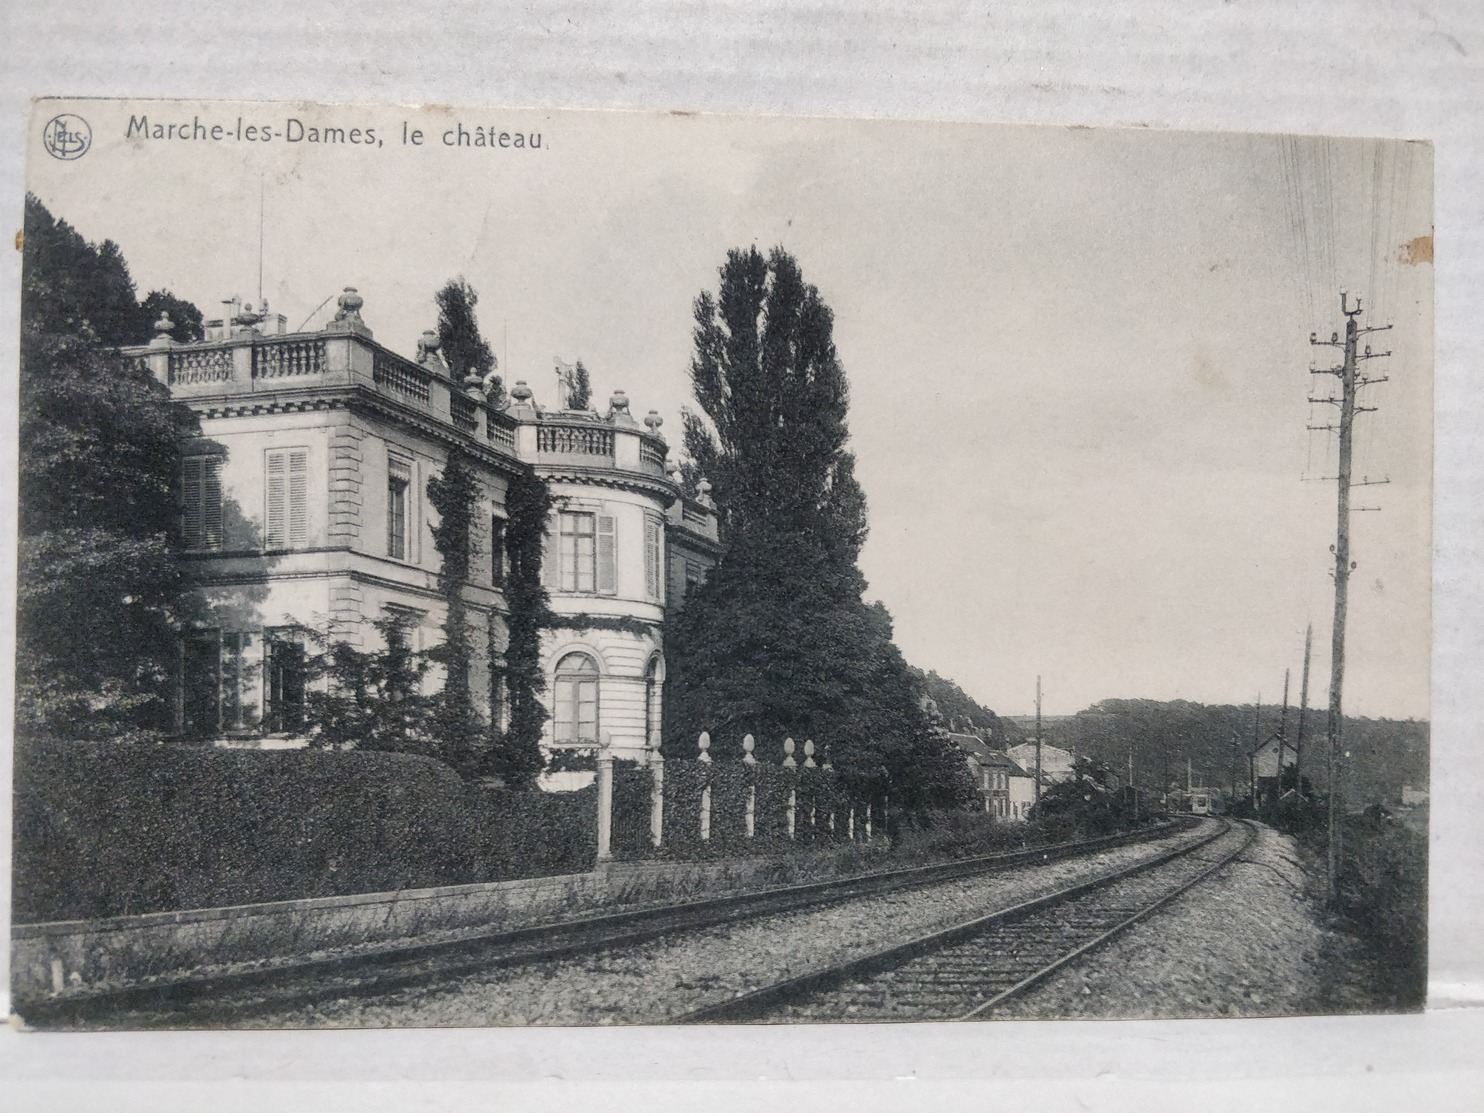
[14,817,1179,1015]
[117,819,1221,1029]
[995,821,1373,1019]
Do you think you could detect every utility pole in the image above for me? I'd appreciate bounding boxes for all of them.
[1228,732,1239,802]
[1277,668,1291,796]
[1250,694,1260,810]
[1034,675,1043,805]
[1310,291,1391,904]
[1295,624,1313,797]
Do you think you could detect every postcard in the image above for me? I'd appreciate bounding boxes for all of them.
[13,98,1431,1029]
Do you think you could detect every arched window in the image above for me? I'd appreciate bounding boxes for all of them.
[644,654,664,748]
[553,652,600,742]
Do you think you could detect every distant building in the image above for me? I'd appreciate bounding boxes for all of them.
[1249,733,1298,810]
[1006,740,1075,791]
[124,289,721,771]
[949,732,1035,820]
[1401,784,1429,807]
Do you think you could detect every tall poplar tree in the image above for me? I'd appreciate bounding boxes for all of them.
[435,277,504,408]
[665,246,972,811]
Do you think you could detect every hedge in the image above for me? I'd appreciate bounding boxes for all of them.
[13,736,597,923]
[467,784,597,881]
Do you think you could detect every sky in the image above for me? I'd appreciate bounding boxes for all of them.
[26,101,1433,719]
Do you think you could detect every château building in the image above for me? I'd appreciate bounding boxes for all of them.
[125,288,720,775]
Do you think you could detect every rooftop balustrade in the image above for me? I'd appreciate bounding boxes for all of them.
[127,290,672,483]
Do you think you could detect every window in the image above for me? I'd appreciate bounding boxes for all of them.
[490,660,509,732]
[182,455,223,551]
[265,448,309,550]
[644,514,663,601]
[180,630,260,734]
[553,510,617,594]
[491,515,506,586]
[685,560,706,598]
[644,655,663,749]
[264,628,306,733]
[553,652,599,742]
[387,457,411,560]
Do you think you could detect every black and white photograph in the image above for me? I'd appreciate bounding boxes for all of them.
[11,97,1432,1033]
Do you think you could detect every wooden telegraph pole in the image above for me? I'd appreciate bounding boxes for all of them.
[1309,292,1391,904]
[1277,668,1291,796]
[1294,624,1313,796]
[1034,675,1043,805]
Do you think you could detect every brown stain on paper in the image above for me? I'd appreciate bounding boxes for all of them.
[1401,235,1433,265]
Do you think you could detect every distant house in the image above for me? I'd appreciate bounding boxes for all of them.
[1401,784,1429,807]
[949,732,1035,820]
[1249,733,1298,809]
[1006,740,1075,792]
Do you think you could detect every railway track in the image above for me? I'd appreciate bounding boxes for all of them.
[21,819,1193,1028]
[678,818,1254,1023]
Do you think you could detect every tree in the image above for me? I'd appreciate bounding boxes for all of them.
[665,246,971,812]
[16,195,204,737]
[139,290,205,343]
[304,618,434,752]
[426,447,484,773]
[435,277,504,407]
[568,359,592,410]
[491,470,556,787]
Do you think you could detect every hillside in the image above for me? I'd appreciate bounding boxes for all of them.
[909,667,1026,746]
[1038,698,1428,806]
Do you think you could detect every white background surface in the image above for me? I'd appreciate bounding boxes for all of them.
[1,1,1481,1109]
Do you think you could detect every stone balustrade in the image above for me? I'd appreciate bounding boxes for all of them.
[126,303,671,480]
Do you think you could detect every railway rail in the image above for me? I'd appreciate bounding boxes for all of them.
[678,818,1255,1023]
[22,819,1193,1027]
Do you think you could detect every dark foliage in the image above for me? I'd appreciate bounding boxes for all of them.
[304,617,434,754]
[666,246,972,812]
[17,195,205,736]
[139,290,205,343]
[13,737,475,921]
[466,784,598,880]
[426,448,485,773]
[568,359,593,410]
[1028,756,1138,835]
[493,469,556,786]
[1045,697,1429,806]
[13,736,604,923]
[435,277,503,406]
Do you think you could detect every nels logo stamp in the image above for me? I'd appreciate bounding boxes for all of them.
[43,113,91,160]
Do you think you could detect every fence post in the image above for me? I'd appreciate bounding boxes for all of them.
[698,731,712,842]
[742,733,757,839]
[782,738,797,839]
[648,730,665,849]
[822,746,835,836]
[596,735,614,863]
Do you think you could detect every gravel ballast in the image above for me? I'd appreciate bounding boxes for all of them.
[995,821,1346,1019]
[100,819,1227,1028]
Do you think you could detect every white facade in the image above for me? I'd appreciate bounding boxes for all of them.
[127,289,720,765]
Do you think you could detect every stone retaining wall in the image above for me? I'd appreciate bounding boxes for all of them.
[10,856,774,1006]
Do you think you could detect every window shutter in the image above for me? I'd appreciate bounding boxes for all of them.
[644,515,663,600]
[541,517,559,589]
[288,449,308,547]
[182,457,204,549]
[597,515,616,594]
[203,458,223,549]
[265,450,287,548]
[266,448,308,550]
